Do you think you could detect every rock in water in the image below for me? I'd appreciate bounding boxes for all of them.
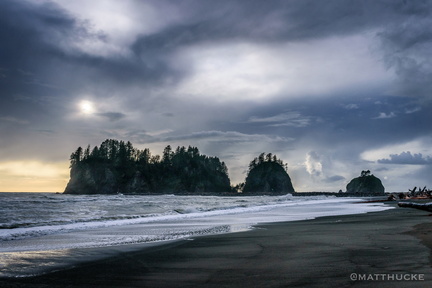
[346,171,385,195]
[63,140,231,195]
[242,161,295,194]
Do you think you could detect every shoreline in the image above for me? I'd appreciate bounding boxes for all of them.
[1,204,432,287]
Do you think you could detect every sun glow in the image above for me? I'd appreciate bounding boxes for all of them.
[0,161,69,192]
[79,100,95,114]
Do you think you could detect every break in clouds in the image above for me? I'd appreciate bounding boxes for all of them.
[1,0,432,191]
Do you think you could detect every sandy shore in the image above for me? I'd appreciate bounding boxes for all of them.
[2,204,432,287]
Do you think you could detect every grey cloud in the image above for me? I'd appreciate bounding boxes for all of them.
[36,129,57,135]
[2,0,431,105]
[111,129,293,146]
[0,116,29,125]
[374,167,389,172]
[248,112,312,128]
[325,175,345,183]
[373,112,396,119]
[342,104,359,110]
[149,130,294,144]
[0,1,100,70]
[377,5,432,100]
[378,151,432,165]
[164,0,432,105]
[136,0,404,44]
[405,107,421,114]
[96,112,126,122]
[235,95,430,153]
[0,0,174,105]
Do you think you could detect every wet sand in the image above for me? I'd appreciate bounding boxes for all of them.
[2,205,432,287]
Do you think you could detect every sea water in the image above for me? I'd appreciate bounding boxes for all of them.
[0,192,392,278]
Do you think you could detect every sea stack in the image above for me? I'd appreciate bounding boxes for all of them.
[346,170,385,195]
[64,139,231,194]
[242,153,295,194]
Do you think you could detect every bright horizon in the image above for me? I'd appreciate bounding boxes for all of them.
[0,161,69,192]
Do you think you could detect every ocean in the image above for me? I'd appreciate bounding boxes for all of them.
[0,192,392,278]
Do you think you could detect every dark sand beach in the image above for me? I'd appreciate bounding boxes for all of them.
[2,204,432,288]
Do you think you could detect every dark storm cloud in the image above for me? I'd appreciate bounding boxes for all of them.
[235,94,428,149]
[0,0,106,82]
[128,0,432,107]
[2,0,431,104]
[0,1,73,100]
[376,2,432,99]
[131,0,412,48]
[134,0,432,53]
[0,0,174,106]
[378,152,432,165]
[0,0,95,128]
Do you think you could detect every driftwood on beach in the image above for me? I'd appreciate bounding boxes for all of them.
[398,202,432,212]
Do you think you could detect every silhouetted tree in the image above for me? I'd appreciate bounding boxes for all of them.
[162,145,173,165]
[90,146,99,159]
[83,145,90,160]
[247,153,287,173]
[69,146,83,167]
[361,170,371,177]
[266,153,273,162]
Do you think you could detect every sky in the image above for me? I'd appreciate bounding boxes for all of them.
[1,0,432,192]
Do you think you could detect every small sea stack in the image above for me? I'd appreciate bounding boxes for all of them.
[242,153,295,194]
[346,170,385,195]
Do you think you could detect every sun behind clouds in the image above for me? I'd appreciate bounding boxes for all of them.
[79,100,95,114]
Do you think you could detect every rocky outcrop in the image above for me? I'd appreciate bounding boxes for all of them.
[64,164,124,194]
[64,140,231,195]
[64,162,231,195]
[346,171,385,195]
[242,161,295,194]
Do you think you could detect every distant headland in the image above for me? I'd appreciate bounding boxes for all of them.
[64,139,385,196]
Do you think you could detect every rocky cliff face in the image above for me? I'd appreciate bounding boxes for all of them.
[64,163,231,195]
[242,162,295,194]
[346,174,385,195]
[64,164,120,194]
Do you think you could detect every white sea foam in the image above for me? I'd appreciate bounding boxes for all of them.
[0,196,382,243]
[0,193,392,277]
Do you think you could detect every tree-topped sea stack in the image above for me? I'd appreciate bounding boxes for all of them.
[64,139,231,194]
[242,153,295,194]
[346,170,385,195]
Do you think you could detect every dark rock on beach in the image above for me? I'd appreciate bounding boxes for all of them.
[242,153,295,194]
[346,170,385,195]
